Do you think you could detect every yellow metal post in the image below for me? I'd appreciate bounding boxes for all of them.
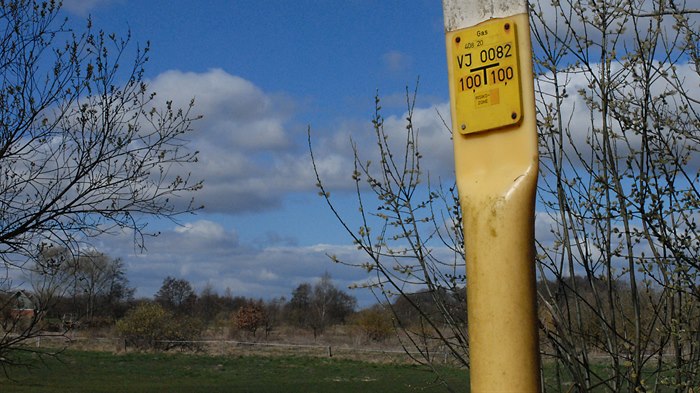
[442,1,541,391]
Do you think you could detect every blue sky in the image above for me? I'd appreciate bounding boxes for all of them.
[57,0,457,305]
[56,1,700,306]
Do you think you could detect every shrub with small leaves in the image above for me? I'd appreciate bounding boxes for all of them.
[116,302,203,350]
[351,305,394,342]
[232,303,266,337]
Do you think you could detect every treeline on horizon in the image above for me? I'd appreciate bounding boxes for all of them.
[2,246,404,349]
[2,246,687,353]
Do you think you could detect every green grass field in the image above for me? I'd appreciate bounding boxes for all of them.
[2,350,468,392]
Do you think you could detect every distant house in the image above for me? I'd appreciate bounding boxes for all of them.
[9,290,37,319]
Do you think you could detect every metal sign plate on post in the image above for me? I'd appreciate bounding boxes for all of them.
[446,19,522,134]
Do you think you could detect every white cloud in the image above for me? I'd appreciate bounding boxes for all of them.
[141,69,453,219]
[258,268,279,281]
[174,219,227,239]
[87,215,471,308]
[94,224,381,305]
[61,0,119,16]
[145,69,317,214]
[150,69,291,151]
[382,50,412,73]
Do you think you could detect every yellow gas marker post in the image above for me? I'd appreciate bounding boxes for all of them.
[442,0,541,391]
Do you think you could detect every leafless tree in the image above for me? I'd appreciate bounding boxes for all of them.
[154,276,197,316]
[0,0,201,369]
[309,88,468,392]
[285,273,357,338]
[532,0,699,391]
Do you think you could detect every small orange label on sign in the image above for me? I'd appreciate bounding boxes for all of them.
[474,89,500,108]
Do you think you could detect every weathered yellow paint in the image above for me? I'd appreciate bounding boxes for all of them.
[445,11,541,393]
[445,18,522,134]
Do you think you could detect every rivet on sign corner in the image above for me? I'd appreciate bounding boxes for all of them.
[504,23,511,31]
[511,112,517,120]
[455,36,461,44]
[461,124,467,130]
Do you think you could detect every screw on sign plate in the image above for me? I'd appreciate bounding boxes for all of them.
[446,19,523,135]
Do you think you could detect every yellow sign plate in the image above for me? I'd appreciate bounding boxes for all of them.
[446,19,522,134]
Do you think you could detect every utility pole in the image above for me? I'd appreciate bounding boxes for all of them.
[442,0,541,391]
